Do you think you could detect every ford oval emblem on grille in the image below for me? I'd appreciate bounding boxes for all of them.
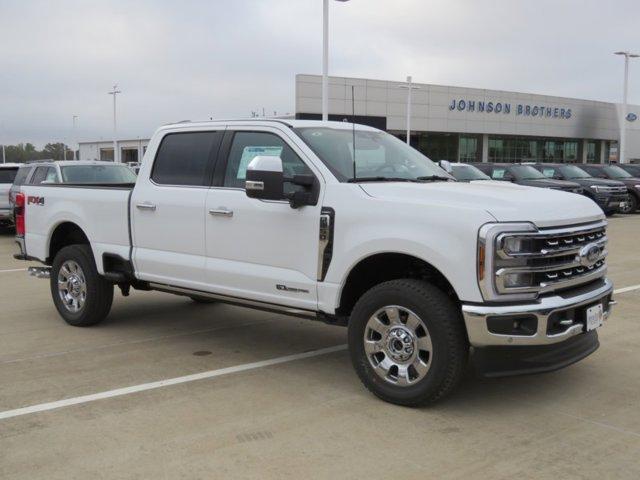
[578,243,601,267]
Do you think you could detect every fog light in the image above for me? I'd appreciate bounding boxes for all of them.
[503,272,534,288]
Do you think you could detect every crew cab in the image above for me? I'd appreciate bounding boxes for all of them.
[472,162,584,193]
[14,120,615,406]
[531,163,628,215]
[0,163,21,227]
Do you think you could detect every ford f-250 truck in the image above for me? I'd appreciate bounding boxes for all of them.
[14,119,615,406]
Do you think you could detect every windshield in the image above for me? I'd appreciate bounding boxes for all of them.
[509,165,546,180]
[294,127,453,182]
[451,164,490,181]
[603,165,632,179]
[623,165,640,176]
[0,167,19,183]
[559,165,592,179]
[61,164,137,183]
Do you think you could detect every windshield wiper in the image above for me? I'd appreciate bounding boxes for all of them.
[347,176,422,183]
[415,175,453,182]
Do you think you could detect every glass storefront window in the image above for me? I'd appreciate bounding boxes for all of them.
[488,136,583,163]
[458,135,479,162]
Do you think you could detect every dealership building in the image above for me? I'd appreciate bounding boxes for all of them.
[295,74,640,164]
[80,74,640,164]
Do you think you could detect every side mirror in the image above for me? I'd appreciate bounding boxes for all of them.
[245,156,285,201]
[438,160,452,173]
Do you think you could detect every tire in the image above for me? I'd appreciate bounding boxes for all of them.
[50,244,114,327]
[189,295,216,304]
[348,279,468,406]
[620,194,638,214]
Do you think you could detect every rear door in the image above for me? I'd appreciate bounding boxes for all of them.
[131,129,224,290]
[203,127,323,310]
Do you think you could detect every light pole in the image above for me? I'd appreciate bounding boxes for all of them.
[1,144,5,164]
[398,76,420,145]
[614,51,638,163]
[72,115,78,160]
[108,84,122,162]
[322,0,350,122]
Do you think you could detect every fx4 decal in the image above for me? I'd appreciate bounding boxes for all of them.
[27,196,45,206]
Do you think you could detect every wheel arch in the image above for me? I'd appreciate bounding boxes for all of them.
[336,251,460,317]
[47,221,91,264]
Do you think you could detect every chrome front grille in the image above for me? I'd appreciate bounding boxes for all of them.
[494,222,607,296]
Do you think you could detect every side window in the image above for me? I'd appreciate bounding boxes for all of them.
[151,131,223,186]
[30,166,49,185]
[491,168,506,179]
[44,168,58,183]
[223,132,312,192]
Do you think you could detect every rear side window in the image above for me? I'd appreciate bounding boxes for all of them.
[151,131,223,186]
[0,167,18,183]
[30,166,50,185]
[12,166,31,186]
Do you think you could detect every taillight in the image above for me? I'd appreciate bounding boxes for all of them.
[14,192,25,236]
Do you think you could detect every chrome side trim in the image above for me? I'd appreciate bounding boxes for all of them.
[148,282,318,319]
[245,180,264,191]
[462,278,614,347]
[318,212,331,280]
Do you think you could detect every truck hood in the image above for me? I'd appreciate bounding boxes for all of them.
[359,181,604,227]
[569,177,626,187]
[516,178,580,190]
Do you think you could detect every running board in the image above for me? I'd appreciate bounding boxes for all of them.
[148,283,319,320]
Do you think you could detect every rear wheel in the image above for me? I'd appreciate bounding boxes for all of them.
[348,279,468,406]
[50,245,113,326]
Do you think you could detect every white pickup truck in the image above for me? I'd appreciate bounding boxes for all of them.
[14,119,615,406]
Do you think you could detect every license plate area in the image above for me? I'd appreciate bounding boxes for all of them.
[585,303,604,331]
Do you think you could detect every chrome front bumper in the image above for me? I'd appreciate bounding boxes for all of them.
[462,279,614,347]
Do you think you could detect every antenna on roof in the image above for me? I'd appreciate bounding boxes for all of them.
[351,85,357,181]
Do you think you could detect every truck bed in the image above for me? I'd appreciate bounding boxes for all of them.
[21,184,133,273]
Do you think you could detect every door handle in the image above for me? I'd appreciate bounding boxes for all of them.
[136,202,157,211]
[209,208,233,218]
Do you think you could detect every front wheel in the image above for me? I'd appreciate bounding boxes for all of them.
[620,195,638,214]
[348,279,468,406]
[50,244,114,326]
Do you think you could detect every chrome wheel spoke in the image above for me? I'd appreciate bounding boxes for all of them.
[368,316,389,336]
[395,365,411,386]
[364,339,382,355]
[405,313,422,331]
[417,335,433,352]
[412,357,430,379]
[385,307,401,325]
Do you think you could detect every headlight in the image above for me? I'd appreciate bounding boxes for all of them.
[635,185,640,190]
[590,185,602,193]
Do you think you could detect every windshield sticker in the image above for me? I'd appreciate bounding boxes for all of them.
[492,169,506,179]
[543,168,555,177]
[237,146,283,179]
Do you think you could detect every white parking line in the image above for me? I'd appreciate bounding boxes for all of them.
[0,344,347,421]
[0,268,27,273]
[614,284,640,295]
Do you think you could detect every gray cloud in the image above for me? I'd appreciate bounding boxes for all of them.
[0,0,639,147]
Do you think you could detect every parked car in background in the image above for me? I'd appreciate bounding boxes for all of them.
[0,163,21,227]
[8,161,137,224]
[580,164,640,213]
[471,163,583,192]
[441,162,491,182]
[14,119,615,406]
[531,163,629,215]
[615,163,640,179]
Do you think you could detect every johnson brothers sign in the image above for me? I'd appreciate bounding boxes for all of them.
[449,98,572,119]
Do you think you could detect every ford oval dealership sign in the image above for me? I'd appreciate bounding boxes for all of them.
[626,112,638,122]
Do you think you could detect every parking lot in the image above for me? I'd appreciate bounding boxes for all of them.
[0,217,639,480]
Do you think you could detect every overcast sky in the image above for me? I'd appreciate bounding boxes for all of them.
[1,0,639,147]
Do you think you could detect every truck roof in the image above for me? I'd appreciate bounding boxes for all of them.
[159,119,381,132]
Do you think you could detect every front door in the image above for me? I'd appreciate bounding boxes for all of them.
[131,129,223,290]
[204,127,323,310]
